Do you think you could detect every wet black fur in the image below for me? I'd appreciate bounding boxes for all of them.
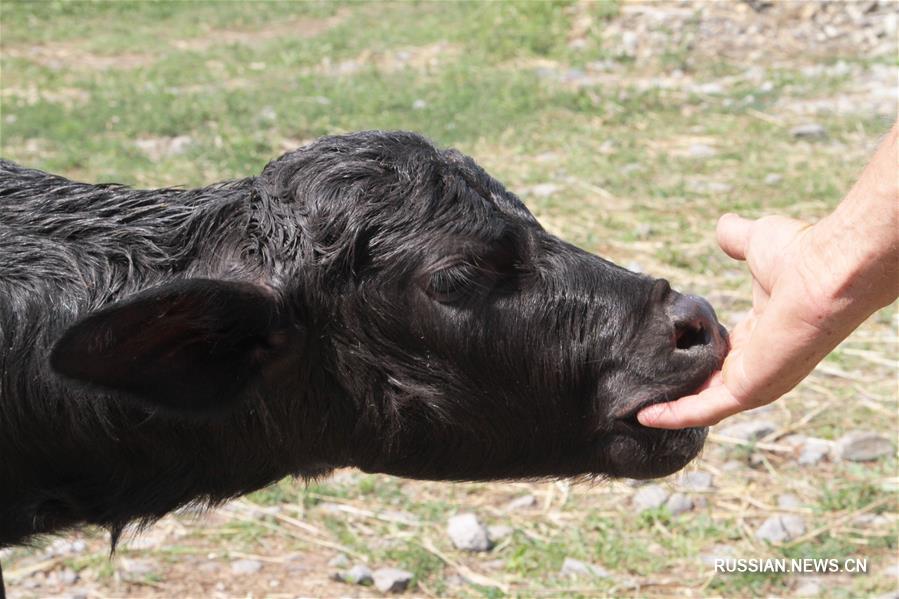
[0,131,723,551]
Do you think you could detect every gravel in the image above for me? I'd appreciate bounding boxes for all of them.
[666,492,695,515]
[335,564,374,586]
[790,122,827,140]
[373,567,414,593]
[560,557,609,578]
[505,494,538,511]
[776,494,802,510]
[797,437,832,465]
[717,419,776,442]
[835,431,893,462]
[447,513,492,552]
[678,471,713,491]
[487,524,514,543]
[230,559,262,576]
[633,484,670,512]
[755,514,806,543]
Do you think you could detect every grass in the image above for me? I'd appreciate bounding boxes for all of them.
[1,1,896,597]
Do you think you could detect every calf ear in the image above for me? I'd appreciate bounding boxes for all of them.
[50,279,286,415]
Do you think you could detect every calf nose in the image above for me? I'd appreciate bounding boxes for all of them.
[667,293,726,353]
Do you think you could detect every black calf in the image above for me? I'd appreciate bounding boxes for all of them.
[0,131,726,552]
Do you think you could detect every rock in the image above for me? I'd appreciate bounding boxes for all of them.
[678,471,713,491]
[505,494,537,511]
[717,419,776,442]
[790,123,827,140]
[120,558,156,576]
[849,513,890,529]
[687,143,717,158]
[700,544,736,567]
[231,559,262,575]
[328,554,350,569]
[722,460,743,472]
[777,494,802,510]
[59,568,78,585]
[755,514,806,543]
[835,431,893,462]
[620,31,638,57]
[693,82,725,95]
[560,557,609,578]
[764,173,783,185]
[335,564,373,586]
[373,567,414,593]
[798,437,831,465]
[687,180,733,194]
[529,183,559,198]
[665,493,694,515]
[447,513,492,552]
[795,579,822,596]
[633,484,669,512]
[487,524,514,543]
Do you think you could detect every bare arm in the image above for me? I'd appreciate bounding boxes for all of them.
[639,120,898,429]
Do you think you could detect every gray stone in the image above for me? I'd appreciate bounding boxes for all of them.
[529,183,559,198]
[487,524,514,543]
[328,554,350,569]
[560,557,609,578]
[755,514,806,543]
[717,419,776,442]
[665,492,694,515]
[700,544,736,567]
[687,180,733,194]
[59,568,78,585]
[373,567,414,593]
[336,564,373,586]
[722,460,743,472]
[835,431,893,462]
[687,143,717,158]
[777,494,802,510]
[693,82,726,95]
[633,484,669,512]
[678,471,713,491]
[795,579,822,597]
[798,437,831,465]
[447,513,492,552]
[764,173,783,185]
[850,513,890,529]
[231,559,263,575]
[790,123,827,140]
[505,494,537,511]
[120,558,156,576]
[620,31,638,57]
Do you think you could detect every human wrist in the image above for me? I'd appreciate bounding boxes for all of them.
[808,209,898,315]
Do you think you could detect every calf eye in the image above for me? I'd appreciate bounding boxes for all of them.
[426,263,488,304]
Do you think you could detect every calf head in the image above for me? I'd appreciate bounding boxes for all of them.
[51,131,727,481]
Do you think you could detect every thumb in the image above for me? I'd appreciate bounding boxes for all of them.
[716,213,753,261]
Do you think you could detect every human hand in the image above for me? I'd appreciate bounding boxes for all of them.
[638,122,898,429]
[638,213,840,428]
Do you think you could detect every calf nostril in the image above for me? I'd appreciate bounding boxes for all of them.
[667,293,718,352]
[674,319,710,350]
